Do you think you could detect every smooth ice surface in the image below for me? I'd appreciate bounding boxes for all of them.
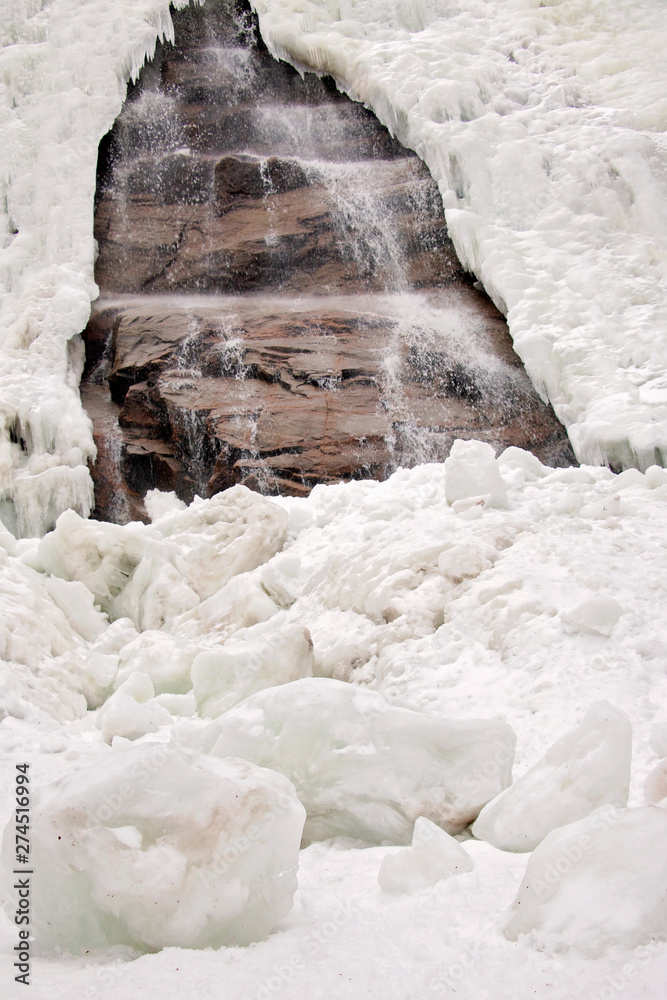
[378,815,474,893]
[198,676,516,843]
[0,742,305,952]
[251,0,667,470]
[503,805,667,956]
[472,700,632,852]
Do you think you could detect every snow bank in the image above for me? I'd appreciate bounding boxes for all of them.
[199,676,516,843]
[472,701,632,852]
[0,742,305,952]
[250,0,667,470]
[503,805,667,955]
[0,0,198,537]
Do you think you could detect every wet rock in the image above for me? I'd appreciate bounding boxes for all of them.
[83,0,574,520]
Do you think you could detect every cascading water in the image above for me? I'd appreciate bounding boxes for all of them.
[82,0,574,521]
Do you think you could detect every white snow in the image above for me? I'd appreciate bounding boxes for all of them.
[0,445,666,991]
[1,442,666,993]
[250,0,667,471]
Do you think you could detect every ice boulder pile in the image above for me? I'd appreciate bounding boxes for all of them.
[1,440,667,972]
[0,743,305,953]
[503,805,667,956]
[196,677,516,844]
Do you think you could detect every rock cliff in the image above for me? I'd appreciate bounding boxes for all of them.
[82,0,574,520]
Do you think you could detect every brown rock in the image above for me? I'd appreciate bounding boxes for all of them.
[82,0,574,522]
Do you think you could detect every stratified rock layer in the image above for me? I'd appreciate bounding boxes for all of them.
[83,0,574,519]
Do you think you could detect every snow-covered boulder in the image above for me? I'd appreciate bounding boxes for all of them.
[378,816,474,893]
[503,806,667,955]
[1,744,305,952]
[200,677,516,843]
[472,701,631,851]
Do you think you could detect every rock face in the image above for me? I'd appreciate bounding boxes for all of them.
[82,0,574,519]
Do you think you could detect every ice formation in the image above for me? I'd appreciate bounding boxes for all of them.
[0,0,666,544]
[249,0,667,472]
[198,677,516,843]
[0,743,305,952]
[0,0,197,538]
[471,701,632,852]
[0,442,666,991]
[503,805,667,956]
[1,0,667,987]
[378,816,474,893]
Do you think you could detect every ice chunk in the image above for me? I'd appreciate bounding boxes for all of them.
[115,630,196,695]
[0,744,305,952]
[560,596,625,636]
[438,543,492,583]
[147,486,289,601]
[97,672,173,743]
[444,440,508,509]
[192,620,314,718]
[200,677,516,844]
[144,489,187,521]
[472,702,631,852]
[174,572,279,643]
[649,718,667,758]
[43,576,108,641]
[503,806,667,955]
[378,816,474,893]
[37,511,199,630]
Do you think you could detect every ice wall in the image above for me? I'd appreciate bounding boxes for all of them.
[0,0,198,536]
[250,0,667,471]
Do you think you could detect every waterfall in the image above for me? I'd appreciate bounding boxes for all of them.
[82,0,573,521]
